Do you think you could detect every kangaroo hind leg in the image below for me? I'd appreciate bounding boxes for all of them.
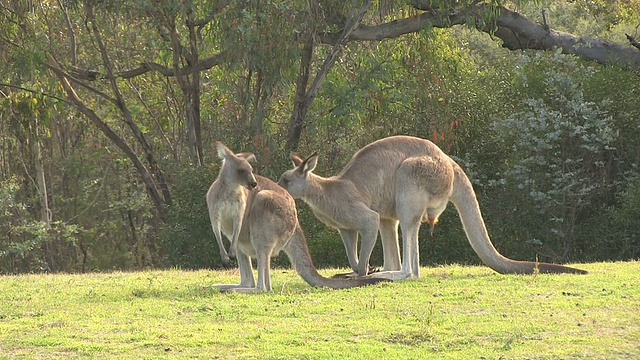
[250,189,297,292]
[360,218,402,280]
[379,218,401,271]
[212,250,256,292]
[395,190,427,280]
[395,156,454,279]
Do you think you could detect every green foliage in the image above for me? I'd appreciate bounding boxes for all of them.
[605,176,640,259]
[1,0,639,274]
[487,51,630,262]
[0,177,83,273]
[216,0,301,83]
[518,0,640,37]
[160,165,220,269]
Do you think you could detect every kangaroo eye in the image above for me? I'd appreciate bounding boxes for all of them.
[281,178,289,185]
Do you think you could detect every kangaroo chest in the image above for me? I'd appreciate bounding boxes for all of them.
[216,190,248,237]
[310,206,344,229]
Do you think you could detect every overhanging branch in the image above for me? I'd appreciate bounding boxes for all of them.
[319,12,457,43]
[66,53,226,81]
[492,6,639,70]
[319,3,640,72]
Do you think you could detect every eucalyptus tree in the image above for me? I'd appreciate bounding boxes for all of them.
[5,0,637,214]
[277,0,640,150]
[1,0,638,272]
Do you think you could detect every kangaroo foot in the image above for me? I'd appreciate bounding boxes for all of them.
[331,266,380,279]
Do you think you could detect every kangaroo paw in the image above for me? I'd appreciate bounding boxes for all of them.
[367,266,381,275]
[331,266,380,279]
[331,271,358,279]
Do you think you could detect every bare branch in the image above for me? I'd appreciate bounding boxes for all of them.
[0,82,70,104]
[627,33,640,51]
[64,53,226,81]
[45,55,119,105]
[319,12,438,43]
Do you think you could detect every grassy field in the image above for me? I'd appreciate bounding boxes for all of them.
[0,261,638,359]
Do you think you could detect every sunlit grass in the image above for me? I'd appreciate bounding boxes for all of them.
[0,262,638,359]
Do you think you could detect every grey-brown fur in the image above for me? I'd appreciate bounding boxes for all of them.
[207,142,388,292]
[278,135,587,279]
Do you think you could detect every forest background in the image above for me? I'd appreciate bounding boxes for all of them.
[0,0,639,274]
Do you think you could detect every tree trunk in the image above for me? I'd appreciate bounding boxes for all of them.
[286,0,372,151]
[34,132,50,228]
[170,13,204,166]
[286,34,315,152]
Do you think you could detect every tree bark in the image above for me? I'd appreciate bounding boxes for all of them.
[168,12,204,166]
[318,3,640,72]
[46,61,167,219]
[285,0,373,152]
[285,33,315,152]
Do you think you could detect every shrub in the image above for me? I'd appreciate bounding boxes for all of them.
[491,52,618,261]
[160,166,220,269]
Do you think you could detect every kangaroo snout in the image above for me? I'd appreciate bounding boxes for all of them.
[248,179,258,189]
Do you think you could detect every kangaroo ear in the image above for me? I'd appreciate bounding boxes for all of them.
[216,141,232,160]
[301,152,319,174]
[290,153,303,167]
[237,152,256,163]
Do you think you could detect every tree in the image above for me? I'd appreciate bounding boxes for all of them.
[1,0,638,272]
[318,1,640,70]
[285,0,372,151]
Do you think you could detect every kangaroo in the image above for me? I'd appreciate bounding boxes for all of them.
[207,142,387,292]
[207,147,256,267]
[277,135,587,280]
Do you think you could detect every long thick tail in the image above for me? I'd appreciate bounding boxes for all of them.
[285,225,388,288]
[449,165,587,275]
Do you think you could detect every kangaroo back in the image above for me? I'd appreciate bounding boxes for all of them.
[211,143,387,292]
[253,175,388,288]
[278,135,587,279]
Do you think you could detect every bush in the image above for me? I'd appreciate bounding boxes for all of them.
[490,51,618,262]
[0,176,82,273]
[604,176,640,260]
[160,166,221,269]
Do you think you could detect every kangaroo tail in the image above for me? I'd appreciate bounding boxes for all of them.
[449,166,587,275]
[285,225,388,288]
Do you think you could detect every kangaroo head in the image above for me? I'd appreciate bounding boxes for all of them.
[216,141,258,190]
[278,152,318,198]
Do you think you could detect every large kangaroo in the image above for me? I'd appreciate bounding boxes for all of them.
[206,142,387,292]
[277,135,587,280]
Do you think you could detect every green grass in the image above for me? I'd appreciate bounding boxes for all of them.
[0,262,638,359]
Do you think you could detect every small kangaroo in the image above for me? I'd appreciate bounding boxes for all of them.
[206,142,387,292]
[278,135,587,280]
